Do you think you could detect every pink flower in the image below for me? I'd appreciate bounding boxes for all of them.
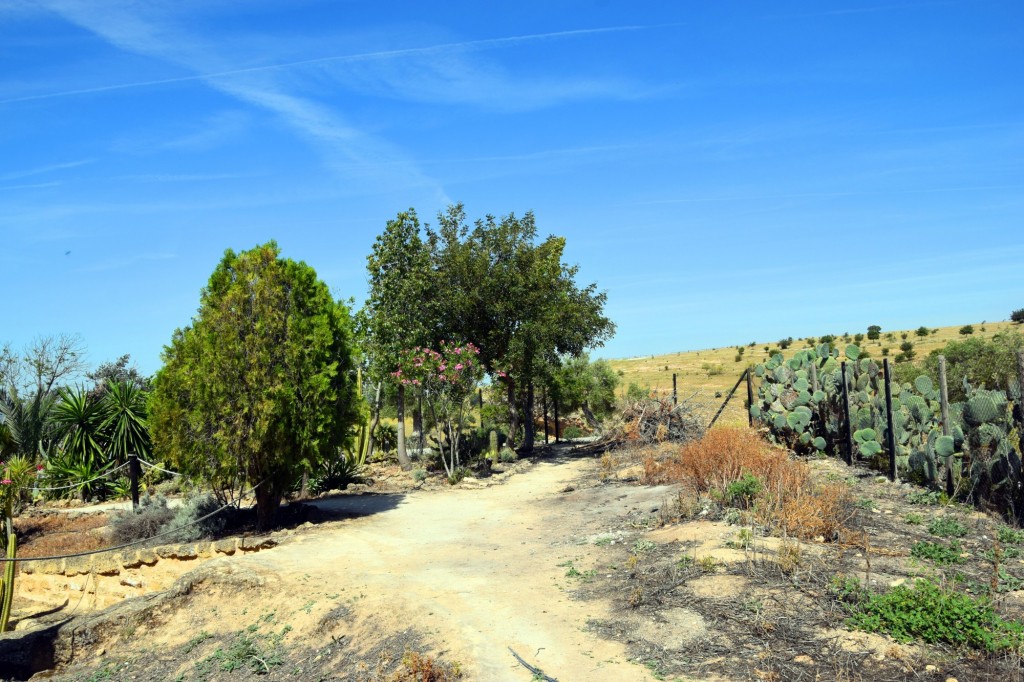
[455,363,464,370]
[439,364,446,371]
[1,479,11,486]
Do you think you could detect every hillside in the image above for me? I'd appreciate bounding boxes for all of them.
[607,320,1020,427]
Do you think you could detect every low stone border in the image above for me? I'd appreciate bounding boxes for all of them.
[19,535,278,578]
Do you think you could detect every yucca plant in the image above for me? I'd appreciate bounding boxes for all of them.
[101,379,150,464]
[50,386,109,469]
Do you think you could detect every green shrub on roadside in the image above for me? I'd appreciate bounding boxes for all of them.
[498,446,517,463]
[911,539,966,565]
[842,577,1024,652]
[928,516,968,539]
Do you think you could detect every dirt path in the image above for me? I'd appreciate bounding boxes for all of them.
[224,453,668,681]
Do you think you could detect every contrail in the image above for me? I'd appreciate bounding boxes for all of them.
[1,25,650,105]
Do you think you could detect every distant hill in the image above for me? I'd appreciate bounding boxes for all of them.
[606,320,1019,427]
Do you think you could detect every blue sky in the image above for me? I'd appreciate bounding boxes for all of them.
[2,0,1022,376]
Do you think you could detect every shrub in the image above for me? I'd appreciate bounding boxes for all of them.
[959,324,975,336]
[867,326,881,341]
[110,495,176,544]
[1012,309,1024,324]
[911,539,966,565]
[411,468,427,482]
[844,578,1023,652]
[915,326,930,337]
[498,446,517,463]
[642,428,852,540]
[562,426,584,440]
[778,337,793,349]
[701,363,724,377]
[928,516,968,539]
[170,493,228,542]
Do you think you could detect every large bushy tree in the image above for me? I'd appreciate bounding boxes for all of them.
[149,242,359,529]
[427,205,614,451]
[358,210,433,469]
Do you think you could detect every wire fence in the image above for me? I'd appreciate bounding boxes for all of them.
[746,346,1024,522]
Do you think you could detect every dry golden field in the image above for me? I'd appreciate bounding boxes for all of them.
[607,319,1019,427]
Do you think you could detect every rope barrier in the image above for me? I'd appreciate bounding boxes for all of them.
[20,462,131,492]
[1,477,269,564]
[136,458,183,477]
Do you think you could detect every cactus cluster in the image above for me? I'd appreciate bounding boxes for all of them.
[752,344,1024,523]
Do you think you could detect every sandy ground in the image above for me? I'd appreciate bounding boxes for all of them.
[221,453,672,681]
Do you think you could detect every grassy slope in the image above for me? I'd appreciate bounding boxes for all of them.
[607,320,1020,427]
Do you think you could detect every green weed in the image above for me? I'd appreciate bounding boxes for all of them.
[911,540,966,565]
[928,517,968,539]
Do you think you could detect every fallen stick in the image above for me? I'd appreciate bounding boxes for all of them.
[508,647,558,681]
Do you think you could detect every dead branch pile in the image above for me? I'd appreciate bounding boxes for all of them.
[601,395,706,446]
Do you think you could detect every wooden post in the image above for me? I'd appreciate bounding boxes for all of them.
[129,454,141,511]
[542,386,550,444]
[809,363,819,394]
[840,362,853,465]
[938,355,954,496]
[672,373,677,406]
[883,359,898,482]
[745,369,755,427]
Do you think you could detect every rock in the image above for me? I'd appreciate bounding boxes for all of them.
[794,655,814,665]
[120,578,143,588]
[213,539,237,555]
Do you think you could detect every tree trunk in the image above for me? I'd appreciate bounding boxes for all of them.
[365,382,382,462]
[582,403,600,429]
[506,380,519,451]
[396,383,412,470]
[255,482,282,532]
[521,382,535,454]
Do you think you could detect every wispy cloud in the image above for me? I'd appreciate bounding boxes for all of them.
[73,251,176,274]
[0,181,62,191]
[26,0,447,198]
[0,24,648,106]
[0,159,93,181]
[113,171,263,183]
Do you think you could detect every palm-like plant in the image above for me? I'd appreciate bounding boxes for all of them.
[101,379,150,464]
[0,388,60,458]
[50,386,108,468]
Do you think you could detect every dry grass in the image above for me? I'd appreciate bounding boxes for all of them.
[14,512,109,558]
[642,427,853,540]
[608,319,1018,427]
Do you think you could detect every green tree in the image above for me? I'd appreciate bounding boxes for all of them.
[921,332,1024,401]
[427,205,614,451]
[149,242,359,530]
[915,326,930,337]
[549,354,619,428]
[867,325,882,341]
[359,210,433,469]
[1011,309,1024,324]
[959,324,975,336]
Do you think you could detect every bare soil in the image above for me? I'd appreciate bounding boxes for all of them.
[5,443,1024,681]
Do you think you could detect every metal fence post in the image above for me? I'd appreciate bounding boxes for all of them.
[745,369,755,427]
[841,362,853,465]
[672,373,677,406]
[883,359,898,482]
[938,355,954,496]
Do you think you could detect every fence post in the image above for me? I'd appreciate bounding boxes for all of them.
[840,362,853,465]
[129,454,141,511]
[745,369,755,427]
[672,373,677,406]
[809,363,819,394]
[938,355,954,496]
[883,359,898,482]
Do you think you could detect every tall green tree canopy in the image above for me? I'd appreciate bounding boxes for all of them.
[426,205,615,449]
[149,242,359,529]
[358,209,434,468]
